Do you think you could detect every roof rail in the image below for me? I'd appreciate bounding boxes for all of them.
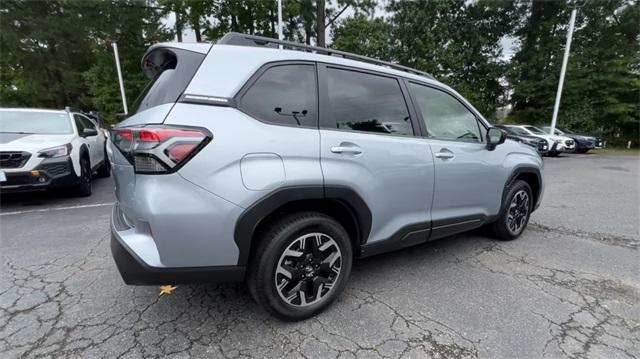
[217,32,434,79]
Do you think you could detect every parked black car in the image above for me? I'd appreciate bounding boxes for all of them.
[496,125,549,155]
[541,127,603,153]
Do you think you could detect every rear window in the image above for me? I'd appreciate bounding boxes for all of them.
[131,48,206,114]
[240,64,318,127]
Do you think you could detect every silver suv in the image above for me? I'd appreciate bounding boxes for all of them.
[110,33,544,321]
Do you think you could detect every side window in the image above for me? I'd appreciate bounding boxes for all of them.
[80,116,97,131]
[73,114,86,134]
[240,64,317,127]
[326,68,413,136]
[409,83,481,142]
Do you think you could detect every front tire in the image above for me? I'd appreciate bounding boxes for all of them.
[247,212,353,321]
[75,157,92,197]
[489,180,532,241]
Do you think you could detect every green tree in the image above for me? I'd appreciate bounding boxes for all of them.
[82,0,170,121]
[331,15,392,60]
[0,0,95,108]
[0,0,170,123]
[509,0,639,144]
[386,0,517,117]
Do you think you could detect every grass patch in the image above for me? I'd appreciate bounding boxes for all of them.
[595,147,640,156]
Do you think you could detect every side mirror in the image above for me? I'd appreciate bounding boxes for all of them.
[486,127,506,150]
[82,128,98,137]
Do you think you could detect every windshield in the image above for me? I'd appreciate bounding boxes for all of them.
[542,126,564,135]
[0,111,73,134]
[524,126,546,135]
[507,126,530,136]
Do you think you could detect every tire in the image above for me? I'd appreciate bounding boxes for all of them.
[96,156,111,178]
[489,180,533,241]
[247,212,353,321]
[577,148,589,154]
[75,156,92,197]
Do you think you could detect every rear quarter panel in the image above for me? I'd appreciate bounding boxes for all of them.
[163,103,323,208]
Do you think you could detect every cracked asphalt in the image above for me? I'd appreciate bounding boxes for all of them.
[1,153,639,358]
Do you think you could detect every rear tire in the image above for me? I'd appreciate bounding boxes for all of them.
[489,180,532,241]
[247,212,353,321]
[75,157,92,197]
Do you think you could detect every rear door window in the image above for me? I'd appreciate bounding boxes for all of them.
[325,68,413,136]
[240,64,318,127]
[131,48,206,114]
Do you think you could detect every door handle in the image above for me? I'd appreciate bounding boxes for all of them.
[434,149,454,159]
[331,146,362,155]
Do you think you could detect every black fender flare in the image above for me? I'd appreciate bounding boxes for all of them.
[501,165,543,214]
[76,144,90,173]
[233,185,372,266]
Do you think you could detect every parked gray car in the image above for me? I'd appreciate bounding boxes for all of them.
[109,33,544,321]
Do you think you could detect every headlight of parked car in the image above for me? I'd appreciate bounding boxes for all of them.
[38,144,72,158]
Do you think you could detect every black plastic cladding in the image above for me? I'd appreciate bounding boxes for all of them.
[233,186,372,266]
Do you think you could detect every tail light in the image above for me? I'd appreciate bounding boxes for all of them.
[111,125,211,174]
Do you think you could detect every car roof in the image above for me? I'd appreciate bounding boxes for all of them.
[185,44,459,103]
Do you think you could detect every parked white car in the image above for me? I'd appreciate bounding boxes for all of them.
[0,108,109,196]
[504,125,575,156]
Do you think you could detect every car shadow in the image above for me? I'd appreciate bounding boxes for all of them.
[168,229,498,320]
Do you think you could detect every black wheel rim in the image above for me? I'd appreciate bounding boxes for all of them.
[274,233,342,307]
[507,190,529,235]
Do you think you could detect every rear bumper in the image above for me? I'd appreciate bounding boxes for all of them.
[110,220,245,285]
[0,157,79,193]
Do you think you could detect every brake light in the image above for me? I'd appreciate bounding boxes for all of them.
[111,125,211,174]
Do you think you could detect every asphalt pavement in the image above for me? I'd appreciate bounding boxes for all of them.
[0,153,638,358]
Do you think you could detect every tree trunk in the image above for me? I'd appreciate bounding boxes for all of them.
[175,11,183,42]
[194,23,202,42]
[316,0,325,47]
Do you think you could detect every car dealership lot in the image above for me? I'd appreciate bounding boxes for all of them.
[1,154,638,359]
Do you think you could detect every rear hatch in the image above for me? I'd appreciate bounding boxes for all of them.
[110,44,210,215]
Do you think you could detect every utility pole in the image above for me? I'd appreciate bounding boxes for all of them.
[549,2,581,135]
[277,0,283,40]
[112,42,128,115]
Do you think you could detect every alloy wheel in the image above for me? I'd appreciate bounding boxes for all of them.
[274,233,342,307]
[507,190,529,235]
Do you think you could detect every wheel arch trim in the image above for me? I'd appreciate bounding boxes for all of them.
[503,165,543,213]
[233,185,372,266]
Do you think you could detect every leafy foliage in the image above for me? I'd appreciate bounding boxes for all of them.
[508,0,639,143]
[0,0,170,123]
